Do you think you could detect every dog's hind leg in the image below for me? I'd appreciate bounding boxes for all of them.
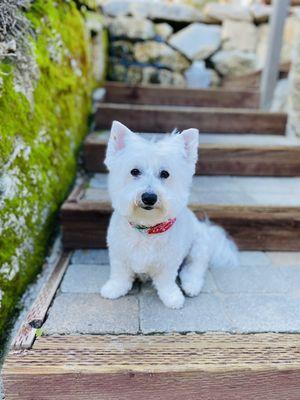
[179,238,210,297]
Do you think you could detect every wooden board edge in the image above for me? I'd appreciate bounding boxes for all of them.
[11,252,71,350]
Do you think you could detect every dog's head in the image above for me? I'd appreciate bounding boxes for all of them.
[105,121,199,226]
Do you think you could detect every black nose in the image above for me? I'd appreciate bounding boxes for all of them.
[141,192,158,206]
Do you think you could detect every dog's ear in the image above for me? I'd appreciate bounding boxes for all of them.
[105,121,135,167]
[180,128,199,164]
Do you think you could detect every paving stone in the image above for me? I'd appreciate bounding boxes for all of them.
[223,294,300,333]
[61,263,140,295]
[239,251,270,267]
[71,249,109,265]
[139,289,232,333]
[43,293,139,334]
[211,264,289,294]
[267,252,300,267]
[276,267,300,294]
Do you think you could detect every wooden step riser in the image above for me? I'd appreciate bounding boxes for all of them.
[95,104,287,135]
[104,83,261,109]
[61,205,300,251]
[84,141,300,176]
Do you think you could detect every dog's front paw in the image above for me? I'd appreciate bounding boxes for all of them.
[180,268,203,297]
[158,287,185,309]
[100,279,131,299]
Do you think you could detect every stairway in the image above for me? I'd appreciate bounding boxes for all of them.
[3,82,300,400]
[62,82,300,252]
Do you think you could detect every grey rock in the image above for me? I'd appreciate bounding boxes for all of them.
[110,40,134,60]
[142,66,186,87]
[221,20,257,53]
[102,0,130,17]
[250,4,272,23]
[108,16,155,40]
[203,3,252,23]
[169,23,221,60]
[212,50,257,77]
[185,61,220,88]
[154,23,173,40]
[43,293,139,334]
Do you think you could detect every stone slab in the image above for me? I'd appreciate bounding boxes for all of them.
[223,294,300,333]
[71,249,109,264]
[139,289,232,333]
[266,252,300,267]
[43,293,139,334]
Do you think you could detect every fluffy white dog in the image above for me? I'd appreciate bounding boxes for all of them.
[101,121,239,309]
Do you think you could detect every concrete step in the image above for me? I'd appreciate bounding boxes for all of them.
[61,174,300,251]
[95,103,287,135]
[84,131,300,176]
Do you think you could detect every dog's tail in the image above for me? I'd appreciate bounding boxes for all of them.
[206,221,239,268]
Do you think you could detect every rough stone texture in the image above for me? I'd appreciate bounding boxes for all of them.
[110,40,134,60]
[108,16,155,40]
[71,249,109,265]
[271,79,289,112]
[61,264,110,293]
[212,49,257,76]
[134,41,190,72]
[221,20,257,53]
[287,11,300,137]
[203,3,252,23]
[250,4,272,23]
[267,252,300,267]
[169,23,221,60]
[0,0,104,340]
[142,67,186,87]
[43,293,139,334]
[154,23,173,40]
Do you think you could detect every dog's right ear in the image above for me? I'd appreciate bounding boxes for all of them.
[105,121,134,168]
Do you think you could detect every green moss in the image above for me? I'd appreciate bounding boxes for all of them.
[0,0,95,341]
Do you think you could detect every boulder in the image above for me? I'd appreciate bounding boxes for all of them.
[184,60,220,88]
[108,16,155,40]
[203,3,252,23]
[110,40,134,60]
[212,50,257,76]
[142,67,186,87]
[134,41,190,72]
[250,4,272,23]
[169,23,221,60]
[102,0,130,16]
[155,23,173,40]
[222,20,257,53]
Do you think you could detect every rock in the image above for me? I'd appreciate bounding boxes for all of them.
[203,3,252,23]
[127,65,143,84]
[134,41,190,72]
[110,40,134,60]
[222,20,257,53]
[102,0,130,16]
[184,60,220,88]
[256,16,298,69]
[169,23,221,61]
[250,4,272,23]
[155,23,173,40]
[271,79,289,112]
[212,50,257,77]
[142,67,186,87]
[108,16,155,40]
[108,62,127,81]
[130,1,203,22]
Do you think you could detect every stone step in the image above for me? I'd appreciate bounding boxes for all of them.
[95,102,287,135]
[61,174,300,251]
[104,82,261,109]
[84,131,300,176]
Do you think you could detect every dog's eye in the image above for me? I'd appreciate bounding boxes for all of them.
[160,170,170,179]
[130,168,141,177]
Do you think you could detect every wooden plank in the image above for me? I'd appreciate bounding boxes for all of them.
[11,253,71,350]
[95,103,287,135]
[260,0,291,109]
[104,82,261,109]
[61,199,300,251]
[84,134,300,176]
[3,333,300,399]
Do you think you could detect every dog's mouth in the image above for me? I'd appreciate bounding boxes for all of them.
[141,205,154,211]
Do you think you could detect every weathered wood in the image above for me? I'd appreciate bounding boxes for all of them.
[84,134,300,176]
[260,0,291,109]
[11,253,71,350]
[3,333,300,399]
[95,103,287,135]
[61,197,300,251]
[104,82,261,109]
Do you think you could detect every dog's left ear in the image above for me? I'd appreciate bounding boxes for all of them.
[105,121,135,168]
[180,128,199,164]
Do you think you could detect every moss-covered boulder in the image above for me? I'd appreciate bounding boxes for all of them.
[0,0,104,340]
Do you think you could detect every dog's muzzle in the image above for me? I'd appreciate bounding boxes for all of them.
[140,192,158,210]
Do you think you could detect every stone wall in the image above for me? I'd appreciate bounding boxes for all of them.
[100,0,298,88]
[0,0,106,340]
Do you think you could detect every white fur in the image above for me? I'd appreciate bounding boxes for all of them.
[101,121,239,309]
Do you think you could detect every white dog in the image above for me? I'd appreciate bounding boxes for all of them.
[101,121,239,309]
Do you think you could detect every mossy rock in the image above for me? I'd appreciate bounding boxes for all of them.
[0,0,99,341]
